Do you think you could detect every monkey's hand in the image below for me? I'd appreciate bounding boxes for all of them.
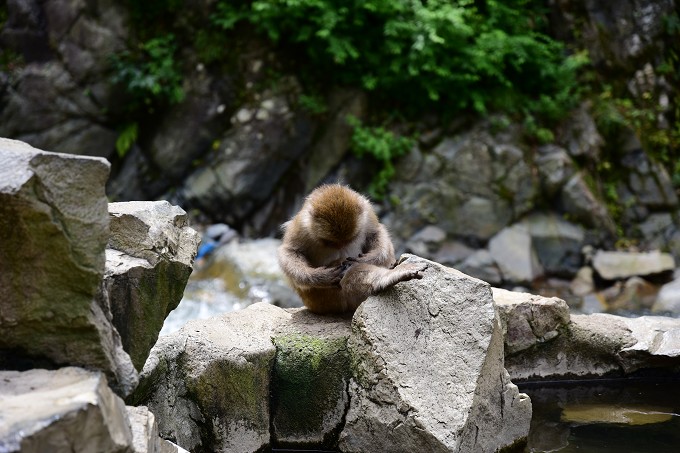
[315,263,351,288]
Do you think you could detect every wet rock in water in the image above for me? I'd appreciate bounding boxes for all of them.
[592,250,675,280]
[493,288,570,355]
[560,403,674,425]
[134,256,531,453]
[0,139,137,396]
[339,256,531,453]
[0,367,133,453]
[601,276,659,312]
[102,201,200,371]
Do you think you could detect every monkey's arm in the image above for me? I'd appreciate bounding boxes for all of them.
[347,223,395,267]
[278,246,347,289]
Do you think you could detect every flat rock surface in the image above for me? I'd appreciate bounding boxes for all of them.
[593,250,675,280]
[0,367,132,453]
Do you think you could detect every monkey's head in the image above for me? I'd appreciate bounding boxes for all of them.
[306,185,366,249]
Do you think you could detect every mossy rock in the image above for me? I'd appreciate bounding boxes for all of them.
[271,333,351,449]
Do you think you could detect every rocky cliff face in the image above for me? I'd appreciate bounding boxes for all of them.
[1,1,679,301]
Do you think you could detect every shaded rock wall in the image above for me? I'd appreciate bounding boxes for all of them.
[2,0,677,250]
[0,137,137,396]
[0,141,198,452]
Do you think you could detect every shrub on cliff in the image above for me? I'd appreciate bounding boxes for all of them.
[213,0,584,120]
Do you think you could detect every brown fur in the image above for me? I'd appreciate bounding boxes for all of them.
[278,184,427,314]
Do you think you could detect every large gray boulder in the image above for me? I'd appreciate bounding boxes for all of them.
[133,256,531,453]
[340,256,531,453]
[0,139,137,396]
[493,288,571,355]
[0,367,133,453]
[0,367,179,453]
[179,83,314,229]
[103,201,200,371]
[130,303,290,453]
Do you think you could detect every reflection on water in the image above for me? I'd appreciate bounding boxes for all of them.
[522,378,680,452]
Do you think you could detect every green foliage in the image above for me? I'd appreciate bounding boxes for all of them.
[194,29,230,64]
[0,4,7,28]
[110,34,184,112]
[126,0,183,29]
[595,86,680,172]
[593,12,680,193]
[0,5,24,74]
[115,123,138,158]
[213,0,584,119]
[298,93,328,115]
[523,114,555,144]
[347,116,414,199]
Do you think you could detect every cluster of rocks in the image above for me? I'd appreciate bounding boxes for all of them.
[0,138,199,452]
[390,113,680,316]
[494,288,680,382]
[4,137,680,453]
[1,140,536,452]
[131,256,532,453]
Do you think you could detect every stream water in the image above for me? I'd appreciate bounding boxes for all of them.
[521,377,680,452]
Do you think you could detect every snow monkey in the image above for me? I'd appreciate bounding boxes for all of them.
[278,184,428,314]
